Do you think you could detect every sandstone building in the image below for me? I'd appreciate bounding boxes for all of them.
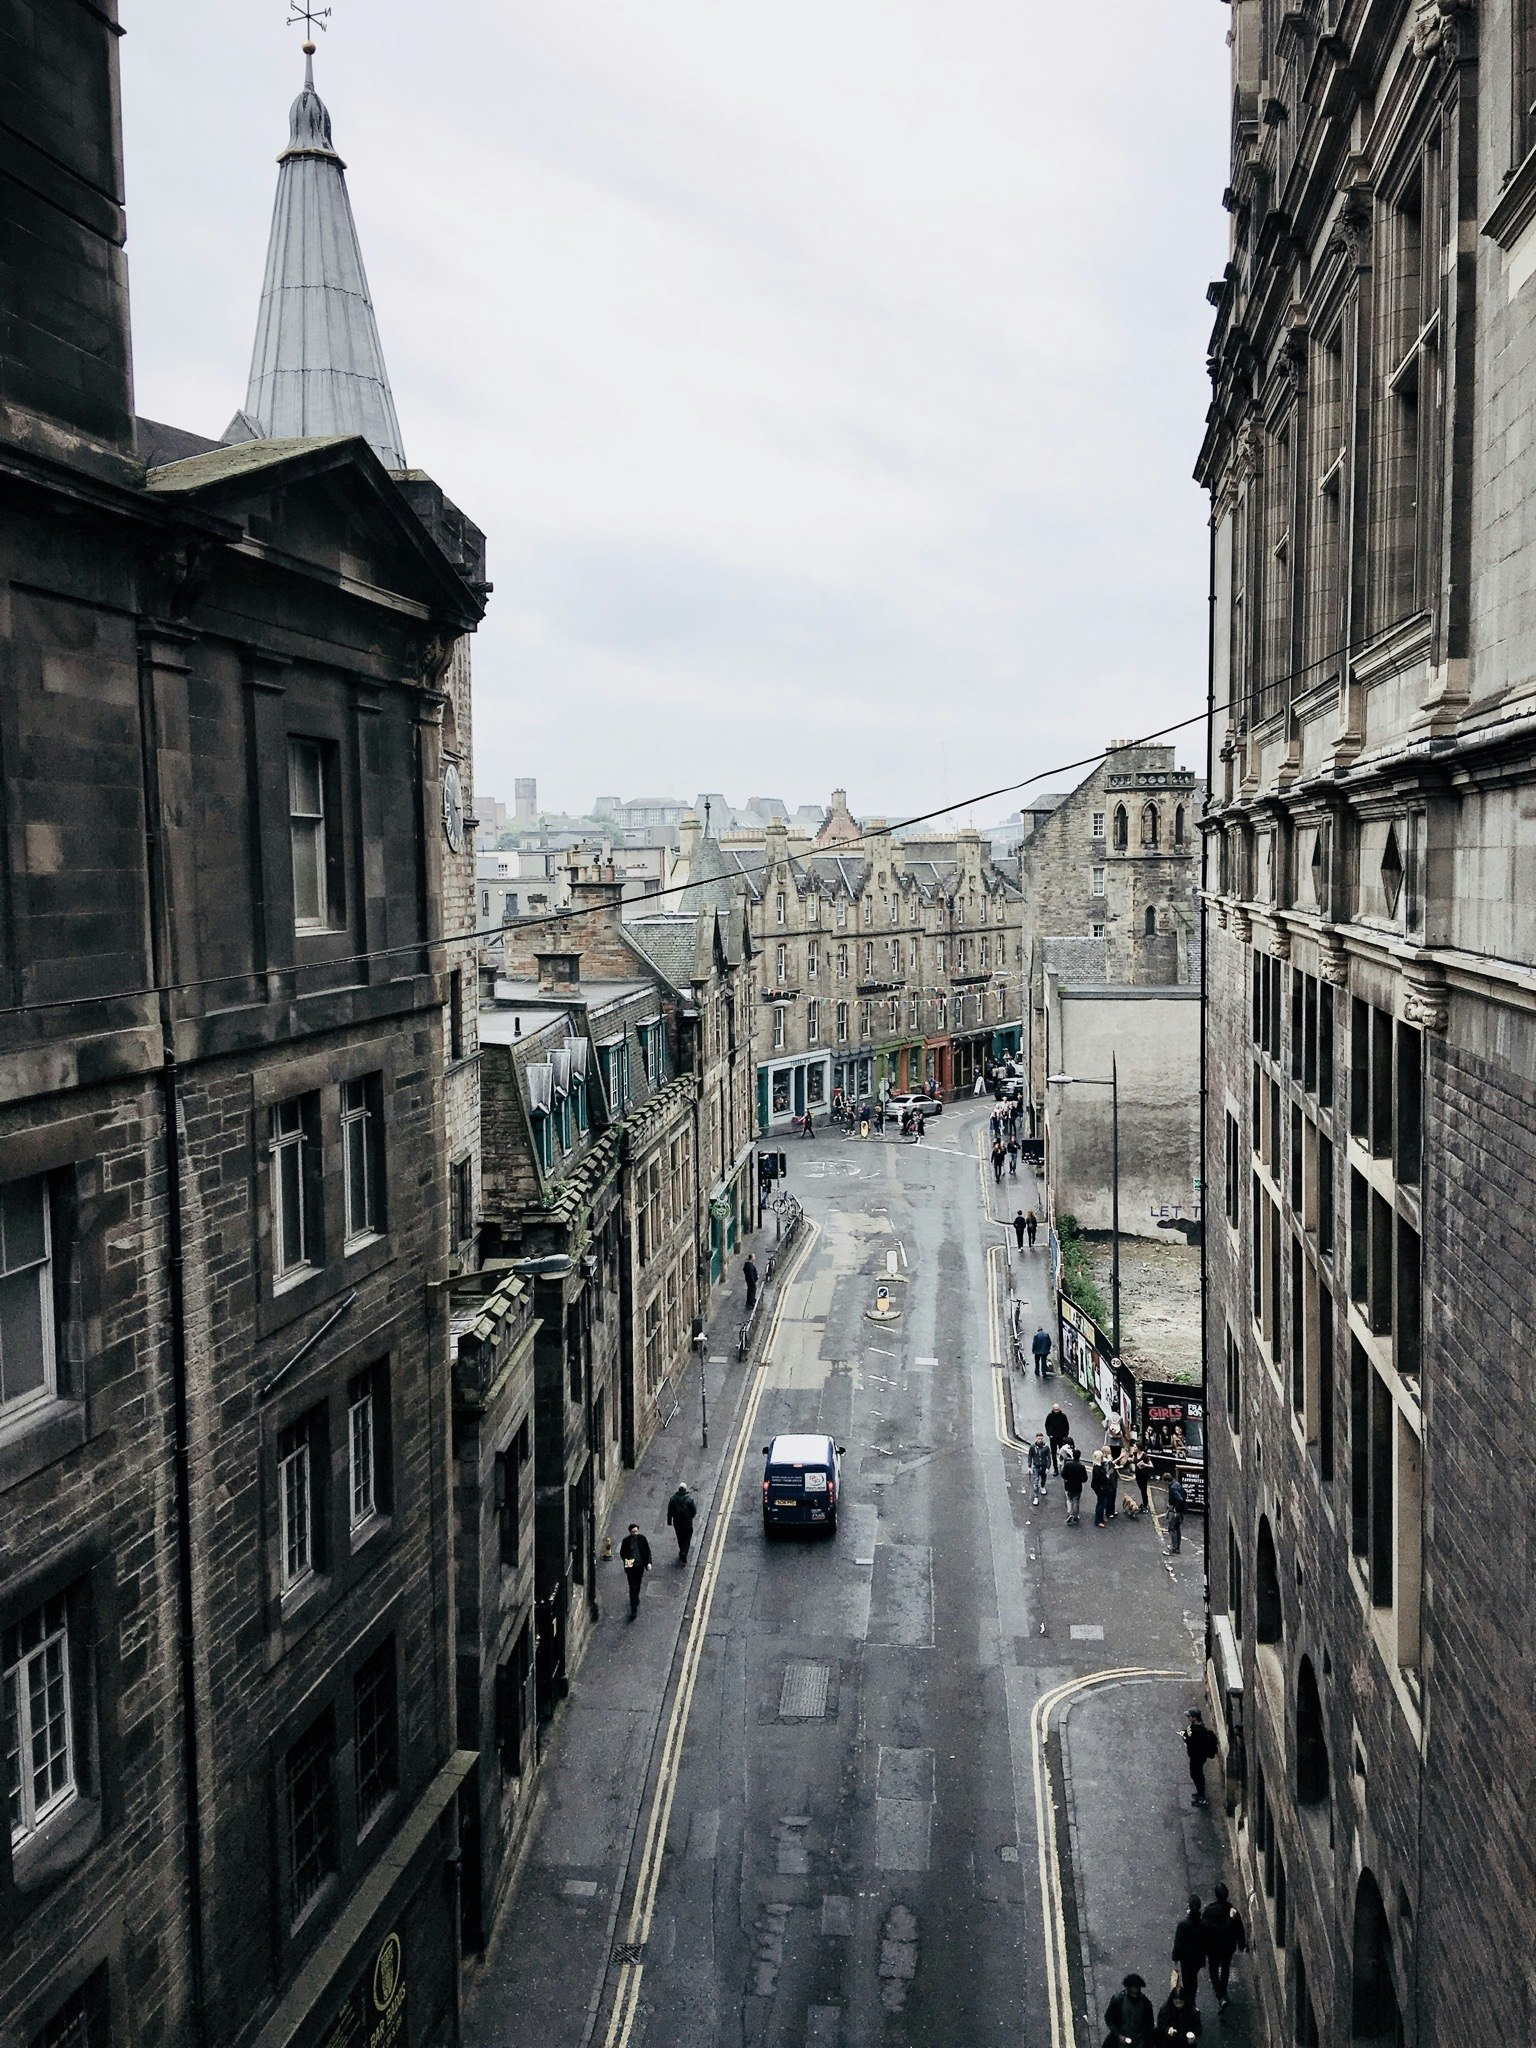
[1199,3,1536,2042]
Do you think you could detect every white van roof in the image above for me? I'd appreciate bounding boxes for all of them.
[767,1433,834,1464]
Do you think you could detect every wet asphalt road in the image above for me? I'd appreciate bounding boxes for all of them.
[467,1103,1224,2048]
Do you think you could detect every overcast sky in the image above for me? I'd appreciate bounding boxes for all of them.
[119,3,1229,824]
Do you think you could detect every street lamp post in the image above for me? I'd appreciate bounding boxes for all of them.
[1046,1056,1120,1357]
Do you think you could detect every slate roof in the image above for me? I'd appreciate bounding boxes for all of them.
[1041,936,1109,985]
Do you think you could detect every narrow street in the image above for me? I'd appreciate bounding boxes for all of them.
[467,1104,1245,2048]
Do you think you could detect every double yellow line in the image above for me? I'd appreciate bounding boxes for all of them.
[1030,1669,1186,2048]
[600,1217,821,2048]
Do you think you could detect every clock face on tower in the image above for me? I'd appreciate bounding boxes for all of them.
[442,763,465,853]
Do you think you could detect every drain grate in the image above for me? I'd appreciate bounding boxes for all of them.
[779,1659,831,1719]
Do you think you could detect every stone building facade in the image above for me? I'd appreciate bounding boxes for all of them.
[1198,4,1536,2044]
[0,17,490,2048]
[1018,744,1202,1125]
[672,798,1022,1131]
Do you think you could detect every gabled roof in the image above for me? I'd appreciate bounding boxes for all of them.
[145,434,484,628]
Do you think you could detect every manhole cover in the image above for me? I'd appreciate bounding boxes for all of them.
[779,1660,831,1719]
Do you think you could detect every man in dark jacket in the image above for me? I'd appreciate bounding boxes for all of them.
[1166,1471,1189,1554]
[1103,1973,1155,2046]
[1031,1326,1052,1376]
[1183,1708,1219,1807]
[1154,1980,1203,2043]
[1061,1447,1088,1524]
[1090,1451,1114,1527]
[665,1484,697,1564]
[1199,1884,1246,2010]
[743,1254,759,1313]
[1044,1403,1071,1471]
[1171,1894,1206,1996]
[1013,1210,1028,1251]
[619,1524,652,1618]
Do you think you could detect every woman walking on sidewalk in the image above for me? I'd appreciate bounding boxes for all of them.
[1025,1208,1039,1249]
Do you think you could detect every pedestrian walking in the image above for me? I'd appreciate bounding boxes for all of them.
[1154,1978,1203,2044]
[1172,1896,1207,1998]
[1031,1326,1052,1376]
[1134,1439,1154,1515]
[743,1254,759,1313]
[991,1140,1005,1183]
[1166,1471,1189,1555]
[1091,1449,1113,1528]
[1027,1432,1050,1506]
[1183,1708,1218,1807]
[1045,1403,1071,1472]
[1061,1446,1087,1524]
[1007,1138,1019,1177]
[1104,1452,1120,1521]
[875,1102,886,1133]
[619,1524,652,1618]
[1025,1208,1039,1249]
[1012,1210,1028,1251]
[1200,1885,1246,2012]
[1105,1411,1126,1461]
[666,1483,697,1564]
[1103,1973,1156,2047]
[800,1108,815,1138]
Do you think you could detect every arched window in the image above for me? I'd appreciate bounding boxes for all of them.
[1351,1873,1401,2043]
[1174,805,1187,847]
[1141,801,1160,848]
[1295,1656,1328,1806]
[1144,906,1157,937]
[1113,805,1129,851]
[1256,1517,1283,1644]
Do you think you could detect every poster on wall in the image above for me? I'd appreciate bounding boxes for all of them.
[1140,1382,1205,1471]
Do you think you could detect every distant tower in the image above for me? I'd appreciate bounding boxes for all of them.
[226,39,406,467]
[514,778,538,825]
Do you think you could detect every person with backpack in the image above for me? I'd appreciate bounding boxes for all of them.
[1183,1708,1219,1807]
[1199,1884,1247,2012]
[1027,1432,1051,1507]
[1166,1470,1189,1554]
[665,1483,697,1564]
[1061,1444,1088,1525]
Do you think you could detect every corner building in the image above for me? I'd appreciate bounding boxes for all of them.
[1199,4,1536,2043]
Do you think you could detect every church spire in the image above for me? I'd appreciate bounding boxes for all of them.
[227,36,406,470]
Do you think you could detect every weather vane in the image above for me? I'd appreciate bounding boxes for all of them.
[286,2,330,40]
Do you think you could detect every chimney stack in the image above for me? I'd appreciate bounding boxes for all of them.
[534,951,581,992]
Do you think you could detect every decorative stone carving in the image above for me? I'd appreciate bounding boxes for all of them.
[1411,0,1470,60]
[1322,189,1372,270]
[420,631,455,687]
[1317,929,1349,986]
[1231,905,1253,945]
[144,537,215,621]
[1270,917,1293,962]
[1214,899,1230,930]
[1402,961,1450,1032]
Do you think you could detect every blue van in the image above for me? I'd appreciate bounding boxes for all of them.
[761,1432,844,1536]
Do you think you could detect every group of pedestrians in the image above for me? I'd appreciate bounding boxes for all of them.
[616,1483,699,1618]
[1011,1208,1040,1253]
[1104,1883,1246,2042]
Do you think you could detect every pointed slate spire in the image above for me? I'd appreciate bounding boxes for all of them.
[228,43,406,469]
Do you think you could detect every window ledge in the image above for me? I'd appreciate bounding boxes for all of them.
[348,1512,391,1558]
[1484,145,1536,249]
[9,1796,101,1899]
[0,1397,87,1495]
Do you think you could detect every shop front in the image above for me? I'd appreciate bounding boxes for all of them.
[923,1034,952,1096]
[990,1024,1022,1062]
[708,1141,756,1283]
[757,1053,832,1132]
[832,1054,875,1104]
[951,1030,991,1095]
[875,1041,927,1096]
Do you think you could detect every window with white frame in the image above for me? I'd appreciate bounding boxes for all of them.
[288,738,338,932]
[807,940,819,979]
[807,999,820,1043]
[863,941,874,977]
[347,1366,384,1532]
[836,898,847,927]
[937,940,947,972]
[775,944,787,983]
[1091,865,1106,895]
[862,897,873,927]
[638,1018,667,1082]
[837,943,848,979]
[271,1097,319,1283]
[775,892,786,925]
[341,1077,381,1248]
[836,1002,849,1044]
[0,1175,55,1423]
[4,1591,76,1847]
[1092,810,1106,839]
[807,895,820,925]
[1092,922,1106,939]
[772,1006,787,1050]
[278,1409,323,1595]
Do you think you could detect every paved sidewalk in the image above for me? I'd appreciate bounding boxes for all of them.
[462,1205,799,2048]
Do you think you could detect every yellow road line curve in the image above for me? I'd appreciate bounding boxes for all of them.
[601,1216,822,2048]
[1030,1668,1188,2048]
